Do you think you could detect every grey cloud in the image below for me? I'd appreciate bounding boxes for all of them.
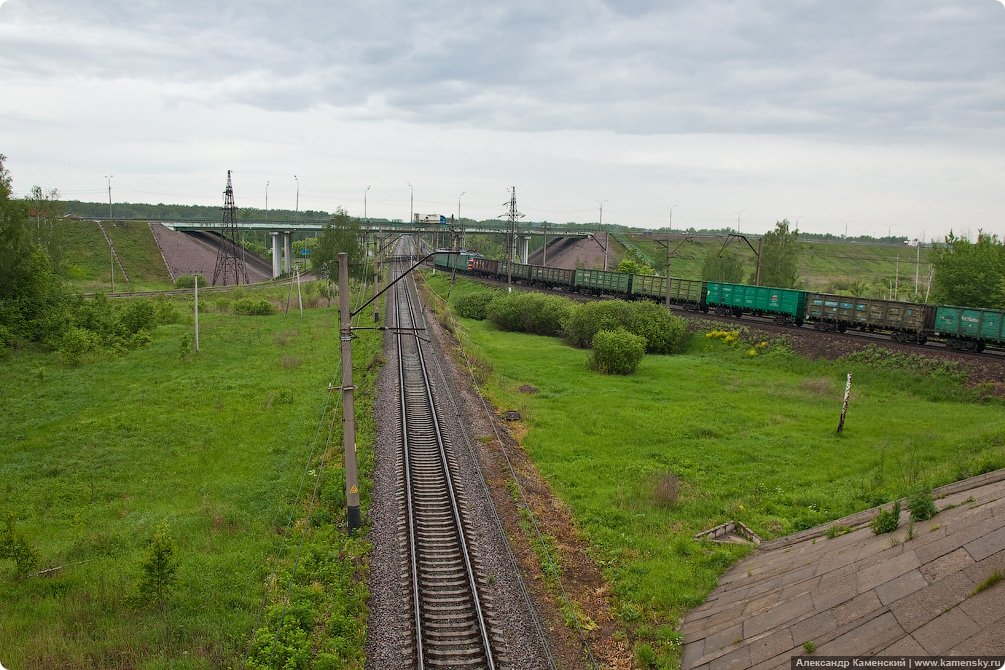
[2,0,1004,138]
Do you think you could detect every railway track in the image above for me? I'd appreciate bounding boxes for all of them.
[391,240,500,669]
[432,261,1005,359]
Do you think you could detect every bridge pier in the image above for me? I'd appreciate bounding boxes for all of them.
[270,230,294,278]
[518,236,530,264]
[271,232,281,278]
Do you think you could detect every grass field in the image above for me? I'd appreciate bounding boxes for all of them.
[423,272,1003,669]
[632,237,933,296]
[0,294,378,669]
[59,220,173,291]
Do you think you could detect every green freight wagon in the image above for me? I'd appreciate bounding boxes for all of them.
[806,293,934,343]
[705,282,807,324]
[632,275,706,309]
[498,260,532,282]
[573,269,634,296]
[530,265,575,289]
[933,305,1005,352]
[632,274,665,301]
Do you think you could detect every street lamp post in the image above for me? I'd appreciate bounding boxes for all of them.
[407,181,413,225]
[596,199,609,271]
[364,185,371,221]
[667,204,678,231]
[105,175,113,219]
[294,175,300,224]
[265,181,270,222]
[734,209,745,235]
[841,220,853,239]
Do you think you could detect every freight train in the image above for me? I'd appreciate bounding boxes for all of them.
[433,250,1004,353]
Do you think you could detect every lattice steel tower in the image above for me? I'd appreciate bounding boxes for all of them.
[499,186,524,288]
[212,170,249,286]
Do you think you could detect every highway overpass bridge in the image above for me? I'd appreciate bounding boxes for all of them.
[147,218,597,278]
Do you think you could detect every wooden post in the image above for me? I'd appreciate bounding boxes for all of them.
[339,252,361,531]
[837,373,852,433]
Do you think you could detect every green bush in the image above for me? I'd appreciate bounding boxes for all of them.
[213,298,233,313]
[119,299,156,335]
[487,291,573,336]
[626,301,689,354]
[564,299,689,354]
[564,300,634,348]
[0,515,40,578]
[173,274,208,289]
[153,300,182,325]
[870,500,901,535]
[58,326,100,365]
[0,324,12,361]
[455,290,498,320]
[589,328,646,375]
[234,298,276,316]
[907,489,938,522]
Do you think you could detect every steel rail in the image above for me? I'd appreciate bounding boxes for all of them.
[393,236,495,669]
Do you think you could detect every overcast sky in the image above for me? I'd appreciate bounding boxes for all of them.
[2,0,1004,239]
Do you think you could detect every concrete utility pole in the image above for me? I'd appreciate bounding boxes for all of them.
[338,252,362,531]
[596,199,609,271]
[373,233,380,323]
[734,210,745,235]
[194,273,200,354]
[105,175,113,219]
[543,221,548,267]
[450,216,458,287]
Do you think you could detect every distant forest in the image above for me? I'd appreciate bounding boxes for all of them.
[63,201,914,245]
[65,200,338,223]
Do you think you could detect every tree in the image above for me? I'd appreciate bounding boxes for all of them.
[131,520,179,607]
[26,185,65,270]
[755,219,801,288]
[0,156,68,348]
[700,247,745,283]
[311,207,364,282]
[930,230,1005,308]
[617,250,654,275]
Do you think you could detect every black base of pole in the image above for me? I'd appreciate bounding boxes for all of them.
[348,505,361,531]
